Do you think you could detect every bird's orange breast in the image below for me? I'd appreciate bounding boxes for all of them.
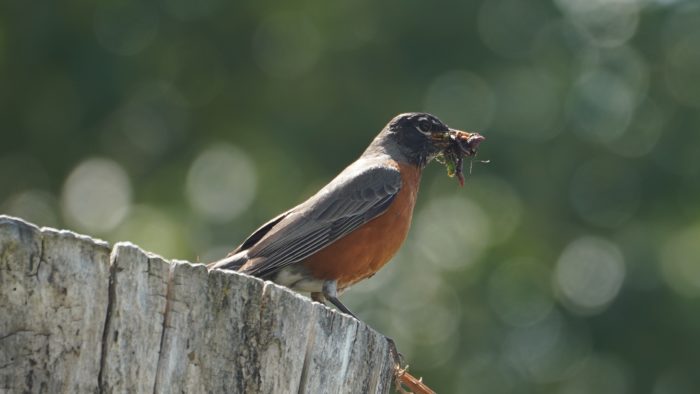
[301,162,421,290]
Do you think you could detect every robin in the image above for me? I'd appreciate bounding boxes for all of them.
[208,112,484,360]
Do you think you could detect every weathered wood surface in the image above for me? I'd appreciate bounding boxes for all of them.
[0,215,394,393]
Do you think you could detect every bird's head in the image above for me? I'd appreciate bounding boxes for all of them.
[381,112,484,167]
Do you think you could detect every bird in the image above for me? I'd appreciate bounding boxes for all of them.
[208,113,484,349]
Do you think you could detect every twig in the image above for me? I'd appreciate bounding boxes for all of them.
[394,365,437,394]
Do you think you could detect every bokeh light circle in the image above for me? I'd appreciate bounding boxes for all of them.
[555,0,640,48]
[567,69,636,143]
[61,158,132,233]
[579,45,650,108]
[186,144,257,223]
[554,236,626,315]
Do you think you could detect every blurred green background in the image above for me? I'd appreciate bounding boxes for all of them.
[2,0,700,392]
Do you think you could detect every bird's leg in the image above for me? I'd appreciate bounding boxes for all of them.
[321,280,357,319]
[321,280,403,368]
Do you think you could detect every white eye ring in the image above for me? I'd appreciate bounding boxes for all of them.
[416,118,432,135]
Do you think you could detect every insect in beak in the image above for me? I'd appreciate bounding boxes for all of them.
[435,130,487,186]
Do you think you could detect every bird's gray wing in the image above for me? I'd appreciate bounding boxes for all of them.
[227,210,290,256]
[240,163,402,278]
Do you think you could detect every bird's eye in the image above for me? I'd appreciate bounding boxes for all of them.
[418,119,432,133]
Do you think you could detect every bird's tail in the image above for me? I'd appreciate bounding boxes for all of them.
[207,250,248,271]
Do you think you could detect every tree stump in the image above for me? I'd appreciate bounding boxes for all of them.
[0,215,394,393]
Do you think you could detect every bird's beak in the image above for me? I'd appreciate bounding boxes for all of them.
[428,130,454,148]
